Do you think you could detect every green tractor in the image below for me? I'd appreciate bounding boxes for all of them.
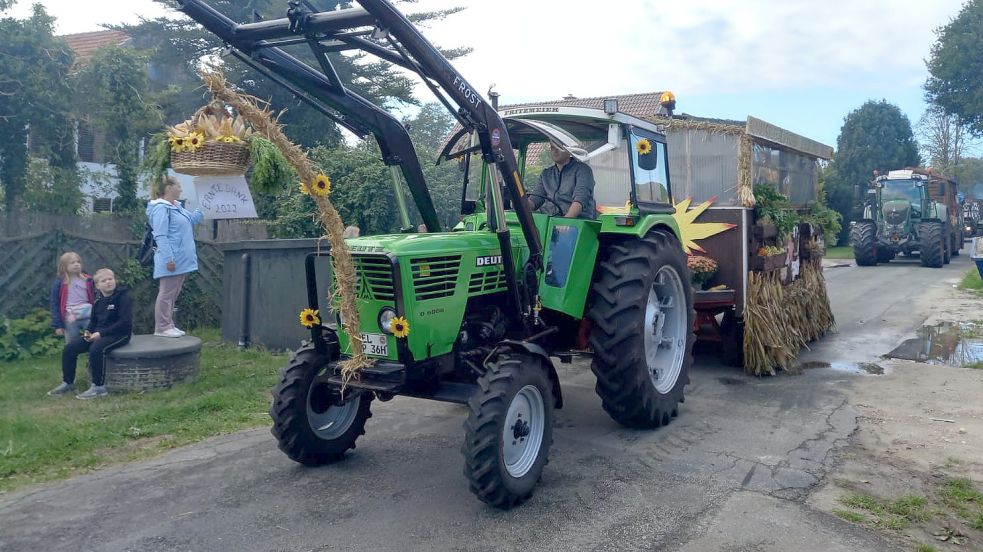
[178,0,694,508]
[851,169,951,268]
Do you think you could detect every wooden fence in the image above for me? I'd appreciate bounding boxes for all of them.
[0,212,258,329]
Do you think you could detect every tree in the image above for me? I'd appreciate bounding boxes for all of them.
[77,46,162,212]
[925,0,983,136]
[826,100,921,244]
[117,0,468,148]
[918,105,971,177]
[0,4,76,211]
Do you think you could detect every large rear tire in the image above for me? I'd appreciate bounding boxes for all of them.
[851,221,877,266]
[919,222,945,268]
[588,229,695,428]
[270,345,373,465]
[952,230,961,256]
[944,228,952,265]
[462,352,554,509]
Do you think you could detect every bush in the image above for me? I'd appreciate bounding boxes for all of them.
[0,309,62,360]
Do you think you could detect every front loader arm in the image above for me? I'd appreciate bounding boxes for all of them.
[176,0,442,233]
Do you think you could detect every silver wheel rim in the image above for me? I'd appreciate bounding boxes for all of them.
[644,265,687,394]
[503,385,545,478]
[307,375,360,440]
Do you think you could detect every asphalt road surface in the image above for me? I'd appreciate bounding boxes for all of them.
[1,254,973,552]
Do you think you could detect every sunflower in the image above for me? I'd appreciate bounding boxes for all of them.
[186,131,205,152]
[298,182,310,195]
[168,135,186,152]
[310,173,331,197]
[391,316,410,338]
[299,307,320,328]
[636,138,652,156]
[218,135,242,143]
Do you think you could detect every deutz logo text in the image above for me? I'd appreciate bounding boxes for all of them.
[476,255,502,267]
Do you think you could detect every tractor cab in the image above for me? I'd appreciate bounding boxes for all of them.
[442,106,676,318]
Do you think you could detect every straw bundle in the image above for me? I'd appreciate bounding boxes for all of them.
[200,70,371,381]
[742,260,835,375]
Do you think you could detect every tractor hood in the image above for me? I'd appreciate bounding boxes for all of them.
[346,231,512,257]
[882,200,911,225]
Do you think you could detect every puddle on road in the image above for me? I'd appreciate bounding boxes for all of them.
[884,322,983,367]
[796,360,885,375]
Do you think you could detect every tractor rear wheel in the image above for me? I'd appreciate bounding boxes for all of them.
[952,230,961,256]
[588,229,695,428]
[944,229,952,265]
[462,352,554,509]
[919,222,945,268]
[270,345,373,465]
[851,221,877,266]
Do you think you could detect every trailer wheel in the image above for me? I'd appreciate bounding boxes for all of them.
[588,228,694,428]
[270,345,372,465]
[851,221,877,266]
[462,352,554,509]
[919,222,945,268]
[952,230,961,256]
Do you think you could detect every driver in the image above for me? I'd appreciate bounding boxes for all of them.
[526,141,596,219]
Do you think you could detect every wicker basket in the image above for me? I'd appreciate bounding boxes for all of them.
[171,141,250,176]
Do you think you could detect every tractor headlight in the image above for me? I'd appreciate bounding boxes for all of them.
[378,307,397,334]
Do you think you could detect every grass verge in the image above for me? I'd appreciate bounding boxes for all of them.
[959,269,983,294]
[0,328,286,494]
[837,493,929,530]
[825,246,855,260]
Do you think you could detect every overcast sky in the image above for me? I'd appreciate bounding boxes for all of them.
[7,0,971,153]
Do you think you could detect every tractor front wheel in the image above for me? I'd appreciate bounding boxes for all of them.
[462,352,554,509]
[919,222,945,268]
[270,345,373,465]
[588,229,695,428]
[851,221,877,266]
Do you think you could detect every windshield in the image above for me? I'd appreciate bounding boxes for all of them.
[881,179,922,204]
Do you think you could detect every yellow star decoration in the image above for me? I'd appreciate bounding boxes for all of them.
[299,308,320,328]
[670,196,737,254]
[391,316,410,338]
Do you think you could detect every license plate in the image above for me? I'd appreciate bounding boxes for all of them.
[361,333,389,357]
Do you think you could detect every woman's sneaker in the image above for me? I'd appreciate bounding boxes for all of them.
[154,328,183,338]
[76,385,108,400]
[173,328,186,336]
[47,382,74,396]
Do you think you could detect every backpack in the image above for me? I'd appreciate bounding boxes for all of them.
[136,208,171,267]
[136,223,156,267]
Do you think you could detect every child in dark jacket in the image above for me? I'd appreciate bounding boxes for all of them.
[49,251,96,344]
[47,268,132,399]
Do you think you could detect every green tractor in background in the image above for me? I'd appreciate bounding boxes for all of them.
[178,0,695,509]
[851,169,951,267]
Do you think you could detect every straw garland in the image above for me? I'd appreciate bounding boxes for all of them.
[200,70,371,382]
[742,259,835,375]
[737,135,755,208]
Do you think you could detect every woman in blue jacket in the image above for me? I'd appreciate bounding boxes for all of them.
[147,176,203,338]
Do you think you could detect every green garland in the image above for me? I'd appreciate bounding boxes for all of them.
[753,184,798,239]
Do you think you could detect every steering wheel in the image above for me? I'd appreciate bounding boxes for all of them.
[526,193,564,217]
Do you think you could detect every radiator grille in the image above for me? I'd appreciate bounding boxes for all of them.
[468,270,507,294]
[411,256,461,301]
[353,255,395,301]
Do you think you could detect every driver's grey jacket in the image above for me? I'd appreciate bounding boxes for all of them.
[529,158,596,219]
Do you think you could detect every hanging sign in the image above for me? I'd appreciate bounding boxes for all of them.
[193,175,258,219]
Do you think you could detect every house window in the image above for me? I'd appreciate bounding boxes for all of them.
[77,122,106,164]
[92,198,113,212]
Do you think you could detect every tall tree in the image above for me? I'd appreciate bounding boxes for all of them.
[77,46,162,212]
[925,0,983,136]
[825,100,921,243]
[116,0,468,148]
[0,3,76,211]
[918,105,973,179]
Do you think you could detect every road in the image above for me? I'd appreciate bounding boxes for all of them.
[0,254,973,552]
